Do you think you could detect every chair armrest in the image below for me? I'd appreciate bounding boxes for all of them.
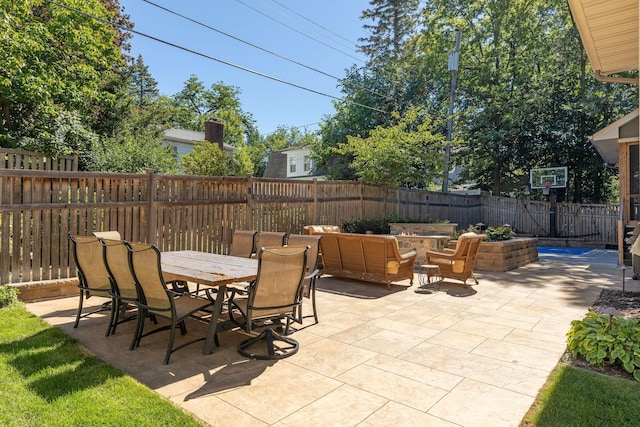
[400,251,417,261]
[426,250,464,261]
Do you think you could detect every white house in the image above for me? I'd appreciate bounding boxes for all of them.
[163,128,234,163]
[263,146,323,179]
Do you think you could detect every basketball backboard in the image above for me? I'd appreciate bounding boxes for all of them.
[530,167,567,189]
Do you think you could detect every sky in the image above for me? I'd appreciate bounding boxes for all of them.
[118,0,372,136]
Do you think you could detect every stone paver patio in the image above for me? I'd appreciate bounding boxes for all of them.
[26,252,627,426]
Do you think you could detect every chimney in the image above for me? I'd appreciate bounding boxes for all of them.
[204,118,224,150]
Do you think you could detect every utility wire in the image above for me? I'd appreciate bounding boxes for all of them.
[142,0,388,101]
[43,0,388,114]
[233,0,364,63]
[269,0,358,48]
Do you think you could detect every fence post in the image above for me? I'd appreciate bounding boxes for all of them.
[246,174,253,229]
[146,169,156,245]
[312,178,318,224]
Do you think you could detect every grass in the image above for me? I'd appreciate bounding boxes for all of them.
[521,363,640,426]
[0,303,203,427]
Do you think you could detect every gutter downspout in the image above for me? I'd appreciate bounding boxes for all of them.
[594,70,639,85]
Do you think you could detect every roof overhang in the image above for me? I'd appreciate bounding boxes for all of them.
[567,0,639,83]
[590,109,639,164]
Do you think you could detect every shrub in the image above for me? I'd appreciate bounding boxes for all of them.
[484,226,515,241]
[0,285,20,308]
[567,311,640,382]
[342,215,447,234]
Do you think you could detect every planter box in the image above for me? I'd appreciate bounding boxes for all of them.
[474,238,539,272]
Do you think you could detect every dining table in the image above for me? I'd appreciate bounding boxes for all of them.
[161,250,258,355]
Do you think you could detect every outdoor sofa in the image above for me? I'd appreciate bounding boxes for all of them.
[306,230,416,289]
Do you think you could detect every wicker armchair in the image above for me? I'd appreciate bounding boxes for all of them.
[425,232,486,285]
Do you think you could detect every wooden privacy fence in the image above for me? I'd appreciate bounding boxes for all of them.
[0,169,620,284]
[0,148,78,171]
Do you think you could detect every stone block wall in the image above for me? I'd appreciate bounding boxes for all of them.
[474,238,538,272]
[389,223,458,237]
[10,277,79,302]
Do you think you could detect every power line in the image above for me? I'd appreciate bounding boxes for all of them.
[263,122,320,136]
[142,0,388,101]
[43,0,388,115]
[269,0,358,48]
[232,0,364,63]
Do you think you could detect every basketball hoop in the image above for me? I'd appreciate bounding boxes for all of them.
[542,181,552,195]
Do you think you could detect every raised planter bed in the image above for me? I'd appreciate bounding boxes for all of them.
[474,238,539,272]
[390,223,458,237]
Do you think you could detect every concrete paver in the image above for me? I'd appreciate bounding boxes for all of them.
[26,253,630,426]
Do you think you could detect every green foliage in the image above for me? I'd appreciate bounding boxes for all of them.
[181,140,252,177]
[1,0,129,153]
[170,76,257,147]
[567,312,640,382]
[88,134,178,174]
[342,214,403,234]
[0,285,19,308]
[338,106,446,188]
[483,226,515,241]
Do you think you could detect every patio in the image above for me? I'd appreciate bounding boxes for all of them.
[26,251,626,427]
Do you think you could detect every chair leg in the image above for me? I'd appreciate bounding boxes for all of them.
[164,318,178,365]
[130,309,146,350]
[74,290,85,328]
[105,298,118,337]
[310,281,319,324]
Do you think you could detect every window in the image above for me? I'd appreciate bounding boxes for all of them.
[289,158,296,173]
[304,155,312,172]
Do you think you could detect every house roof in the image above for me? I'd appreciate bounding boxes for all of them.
[163,128,234,151]
[567,0,639,79]
[590,109,639,164]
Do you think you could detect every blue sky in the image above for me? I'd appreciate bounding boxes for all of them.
[119,0,372,135]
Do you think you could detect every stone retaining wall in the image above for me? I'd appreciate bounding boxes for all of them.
[474,238,538,272]
[9,277,79,302]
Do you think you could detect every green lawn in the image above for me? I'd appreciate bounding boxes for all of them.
[521,363,640,427]
[0,304,203,427]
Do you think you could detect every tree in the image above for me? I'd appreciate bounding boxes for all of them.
[339,106,445,188]
[171,76,257,147]
[359,0,421,65]
[129,55,159,108]
[0,0,131,159]
[181,140,253,177]
[418,0,636,201]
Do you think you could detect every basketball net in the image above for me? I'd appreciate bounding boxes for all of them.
[542,181,552,195]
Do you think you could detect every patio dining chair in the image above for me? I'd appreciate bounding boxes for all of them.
[69,234,114,331]
[286,234,322,324]
[227,245,309,360]
[252,232,287,257]
[93,230,122,240]
[229,230,257,258]
[100,238,141,336]
[126,242,218,364]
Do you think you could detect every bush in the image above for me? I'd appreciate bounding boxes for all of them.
[0,285,20,308]
[342,215,447,234]
[567,312,640,382]
[484,226,515,241]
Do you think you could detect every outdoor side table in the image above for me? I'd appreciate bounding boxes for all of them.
[418,264,442,287]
